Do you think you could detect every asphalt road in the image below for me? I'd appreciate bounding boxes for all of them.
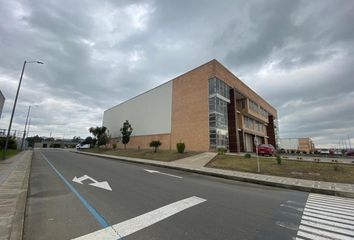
[24,149,309,239]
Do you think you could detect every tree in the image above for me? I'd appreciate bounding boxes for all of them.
[120,120,133,149]
[0,137,17,150]
[72,136,82,143]
[97,133,108,147]
[149,140,162,152]
[89,126,108,147]
[25,135,43,148]
[82,136,94,147]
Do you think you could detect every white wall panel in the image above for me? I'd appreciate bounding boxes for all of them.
[279,138,299,150]
[103,81,172,138]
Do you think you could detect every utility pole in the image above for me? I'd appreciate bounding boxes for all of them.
[348,136,352,150]
[344,139,348,150]
[21,106,31,151]
[2,61,26,159]
[2,60,43,160]
[27,118,31,139]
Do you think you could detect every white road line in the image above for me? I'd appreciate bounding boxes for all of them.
[301,220,354,236]
[73,196,206,240]
[144,169,183,179]
[306,203,354,214]
[310,193,354,201]
[302,215,354,231]
[299,225,353,240]
[297,230,335,240]
[309,195,354,204]
[307,199,354,210]
[304,207,354,221]
[304,206,354,217]
[308,197,354,208]
[296,193,354,240]
[303,212,354,225]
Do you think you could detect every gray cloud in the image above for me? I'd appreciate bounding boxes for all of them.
[0,0,353,147]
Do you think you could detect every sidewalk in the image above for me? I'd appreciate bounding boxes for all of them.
[0,151,32,240]
[75,151,354,198]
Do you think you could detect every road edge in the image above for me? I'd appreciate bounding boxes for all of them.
[73,151,354,198]
[8,151,33,240]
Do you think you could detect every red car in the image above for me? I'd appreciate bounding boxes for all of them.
[347,149,354,156]
[257,144,275,156]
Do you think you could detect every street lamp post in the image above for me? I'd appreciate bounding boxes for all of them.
[21,106,31,151]
[26,118,31,139]
[2,60,43,160]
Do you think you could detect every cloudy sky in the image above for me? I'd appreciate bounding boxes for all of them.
[0,0,353,148]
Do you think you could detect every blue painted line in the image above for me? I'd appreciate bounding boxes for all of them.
[39,151,110,228]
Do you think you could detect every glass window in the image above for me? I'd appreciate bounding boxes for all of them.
[249,100,259,113]
[244,116,255,129]
[208,78,230,149]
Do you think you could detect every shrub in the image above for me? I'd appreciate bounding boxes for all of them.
[112,143,117,149]
[276,155,282,165]
[218,148,227,155]
[332,159,339,171]
[149,140,162,152]
[176,142,185,153]
[244,153,251,158]
[0,137,17,150]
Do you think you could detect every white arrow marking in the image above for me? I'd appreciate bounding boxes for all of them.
[144,169,182,178]
[72,175,112,191]
[72,196,206,239]
[89,181,112,191]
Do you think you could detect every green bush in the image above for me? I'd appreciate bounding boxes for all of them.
[218,148,227,155]
[112,143,117,149]
[149,140,162,152]
[0,137,17,150]
[332,160,339,171]
[176,142,185,153]
[244,153,251,158]
[276,155,282,165]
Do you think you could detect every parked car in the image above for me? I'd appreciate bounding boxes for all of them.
[257,144,275,156]
[76,143,90,150]
[319,149,330,155]
[333,149,342,156]
[347,149,354,157]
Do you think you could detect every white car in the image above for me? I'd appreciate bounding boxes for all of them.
[76,143,90,149]
[319,149,330,155]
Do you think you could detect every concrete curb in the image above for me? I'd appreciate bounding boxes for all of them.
[74,151,354,198]
[8,151,33,240]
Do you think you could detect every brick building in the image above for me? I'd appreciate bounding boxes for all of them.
[103,59,278,152]
[279,138,315,154]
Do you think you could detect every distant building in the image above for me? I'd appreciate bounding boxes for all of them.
[103,59,278,152]
[279,138,315,154]
[0,90,4,119]
[34,140,77,148]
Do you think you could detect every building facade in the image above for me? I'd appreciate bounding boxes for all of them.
[103,60,278,152]
[0,90,4,119]
[279,138,315,154]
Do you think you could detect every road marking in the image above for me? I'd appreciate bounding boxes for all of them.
[144,169,183,178]
[73,196,206,239]
[73,175,112,191]
[38,151,110,228]
[296,193,354,240]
